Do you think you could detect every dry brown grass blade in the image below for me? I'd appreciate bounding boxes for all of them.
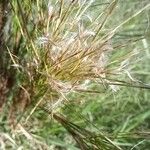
[15,0,40,60]
[92,0,118,41]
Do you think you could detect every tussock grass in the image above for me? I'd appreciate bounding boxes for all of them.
[0,0,150,149]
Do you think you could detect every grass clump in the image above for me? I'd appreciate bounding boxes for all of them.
[0,0,150,149]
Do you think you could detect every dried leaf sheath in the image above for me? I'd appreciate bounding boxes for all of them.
[0,0,9,109]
